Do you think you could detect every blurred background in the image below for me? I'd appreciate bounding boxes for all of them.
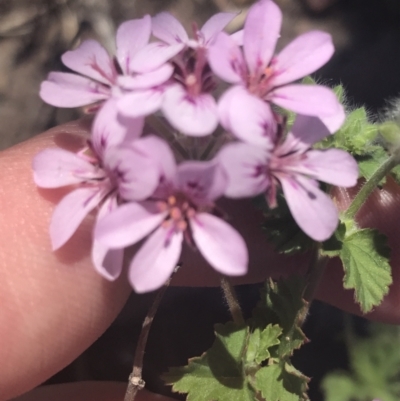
[2,0,400,399]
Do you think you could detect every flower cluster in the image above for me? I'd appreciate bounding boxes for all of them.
[34,0,358,292]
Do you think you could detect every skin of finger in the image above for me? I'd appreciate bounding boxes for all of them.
[0,121,132,401]
[11,382,175,401]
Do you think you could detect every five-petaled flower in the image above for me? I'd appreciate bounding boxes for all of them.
[118,11,237,136]
[32,102,162,280]
[40,15,173,127]
[95,138,248,292]
[208,0,345,147]
[218,116,358,241]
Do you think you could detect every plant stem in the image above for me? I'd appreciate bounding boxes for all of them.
[147,116,190,160]
[124,267,179,401]
[298,245,329,327]
[220,276,244,325]
[344,153,400,220]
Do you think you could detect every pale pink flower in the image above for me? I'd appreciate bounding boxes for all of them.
[218,116,358,241]
[40,16,173,121]
[131,11,237,72]
[208,0,345,142]
[95,139,248,293]
[32,104,161,280]
[118,12,236,136]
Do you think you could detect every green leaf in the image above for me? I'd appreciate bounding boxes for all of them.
[357,147,389,183]
[245,324,282,365]
[321,222,346,257]
[322,372,361,401]
[163,322,255,401]
[316,106,379,155]
[259,194,314,255]
[340,228,392,312]
[253,278,308,358]
[322,323,400,401]
[254,362,309,401]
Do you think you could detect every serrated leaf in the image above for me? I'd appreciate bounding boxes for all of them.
[316,105,379,156]
[245,324,282,365]
[163,322,255,401]
[253,278,308,358]
[340,228,392,312]
[333,84,345,103]
[357,146,389,183]
[254,362,309,401]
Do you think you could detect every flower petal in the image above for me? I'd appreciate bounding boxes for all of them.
[200,12,237,45]
[40,72,109,107]
[118,88,164,118]
[50,187,104,250]
[280,175,338,241]
[231,29,243,46]
[177,160,227,204]
[131,42,184,72]
[91,98,144,156]
[271,84,342,117]
[95,202,166,248]
[118,63,173,90]
[319,104,346,133]
[208,32,245,84]
[218,142,270,198]
[116,16,151,75]
[129,226,182,293]
[272,31,334,87]
[218,86,275,148]
[33,148,98,188]
[289,115,331,151]
[152,12,189,45]
[243,0,282,74]
[162,85,218,136]
[131,135,177,185]
[290,149,358,187]
[92,196,124,280]
[191,213,248,276]
[104,141,161,201]
[62,40,116,85]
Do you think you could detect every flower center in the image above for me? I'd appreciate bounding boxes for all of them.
[247,58,278,98]
[158,194,196,232]
[172,48,216,97]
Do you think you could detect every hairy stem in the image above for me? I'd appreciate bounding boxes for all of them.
[221,276,244,325]
[124,267,179,401]
[298,245,329,327]
[344,153,400,220]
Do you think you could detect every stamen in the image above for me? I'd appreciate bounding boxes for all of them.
[162,219,172,229]
[170,207,182,220]
[157,201,168,212]
[168,196,177,205]
[187,208,196,218]
[177,220,187,231]
[185,74,197,87]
